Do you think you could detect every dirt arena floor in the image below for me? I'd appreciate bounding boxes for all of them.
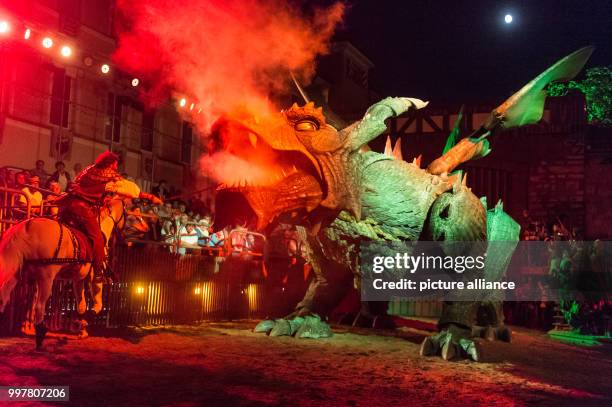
[0,321,610,406]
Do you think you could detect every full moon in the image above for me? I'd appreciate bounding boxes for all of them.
[504,14,513,24]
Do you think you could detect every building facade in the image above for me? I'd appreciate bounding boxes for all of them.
[0,0,205,194]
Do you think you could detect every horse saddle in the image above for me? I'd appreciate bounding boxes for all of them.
[57,220,94,264]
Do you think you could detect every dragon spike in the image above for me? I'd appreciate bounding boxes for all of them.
[305,101,315,109]
[452,171,463,193]
[462,172,468,186]
[495,199,504,212]
[384,136,393,157]
[291,102,299,110]
[480,196,488,209]
[392,138,403,160]
[415,154,422,168]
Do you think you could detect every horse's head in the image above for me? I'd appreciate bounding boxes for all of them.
[99,196,129,241]
[100,196,149,240]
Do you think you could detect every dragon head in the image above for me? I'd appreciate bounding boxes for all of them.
[209,101,377,231]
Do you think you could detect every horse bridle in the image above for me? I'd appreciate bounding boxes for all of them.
[98,197,127,234]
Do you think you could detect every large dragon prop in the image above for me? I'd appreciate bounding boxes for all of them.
[211,47,593,361]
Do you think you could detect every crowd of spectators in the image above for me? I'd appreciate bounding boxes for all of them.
[1,159,267,257]
[0,159,77,217]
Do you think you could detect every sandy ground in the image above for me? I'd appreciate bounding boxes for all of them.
[0,321,610,407]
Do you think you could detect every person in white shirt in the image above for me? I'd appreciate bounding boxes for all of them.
[18,175,43,214]
[47,161,71,192]
[178,222,199,255]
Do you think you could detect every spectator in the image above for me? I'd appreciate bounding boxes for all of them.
[30,159,49,186]
[124,206,149,241]
[45,181,61,216]
[152,179,170,200]
[196,216,211,246]
[155,201,173,220]
[161,219,177,251]
[178,222,199,255]
[18,175,43,214]
[47,161,71,192]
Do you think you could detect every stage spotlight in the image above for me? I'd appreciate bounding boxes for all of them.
[42,37,53,48]
[189,103,195,110]
[60,45,72,57]
[504,14,513,24]
[0,21,10,34]
[179,98,186,107]
[131,78,139,87]
[24,28,31,40]
[135,286,145,295]
[101,64,110,74]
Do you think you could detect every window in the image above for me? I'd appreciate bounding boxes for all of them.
[105,93,121,142]
[181,121,193,164]
[141,110,155,151]
[50,67,71,128]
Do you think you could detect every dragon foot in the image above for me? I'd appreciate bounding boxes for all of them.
[420,324,481,362]
[254,314,333,339]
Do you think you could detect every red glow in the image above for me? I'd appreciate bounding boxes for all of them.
[113,0,343,130]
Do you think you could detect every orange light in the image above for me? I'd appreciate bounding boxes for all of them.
[189,103,195,111]
[101,64,110,74]
[42,37,53,48]
[0,21,10,34]
[60,45,72,57]
[135,285,145,295]
[194,287,201,295]
[24,28,31,40]
[179,98,186,107]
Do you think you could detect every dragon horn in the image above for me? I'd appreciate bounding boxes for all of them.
[392,138,403,160]
[384,136,393,156]
[477,46,594,133]
[291,71,310,104]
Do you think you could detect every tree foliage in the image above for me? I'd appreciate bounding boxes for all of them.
[547,66,612,126]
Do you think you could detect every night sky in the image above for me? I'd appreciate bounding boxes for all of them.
[329,0,612,105]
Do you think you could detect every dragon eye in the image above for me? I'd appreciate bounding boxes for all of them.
[295,120,318,132]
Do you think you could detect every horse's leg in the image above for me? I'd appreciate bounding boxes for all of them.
[72,275,89,338]
[34,270,55,350]
[90,268,104,315]
[21,284,37,336]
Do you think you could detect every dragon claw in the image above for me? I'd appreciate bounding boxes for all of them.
[419,324,482,362]
[254,314,332,339]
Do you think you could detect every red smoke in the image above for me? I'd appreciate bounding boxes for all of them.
[114,0,344,130]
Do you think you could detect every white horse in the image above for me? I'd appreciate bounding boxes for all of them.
[0,196,147,348]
